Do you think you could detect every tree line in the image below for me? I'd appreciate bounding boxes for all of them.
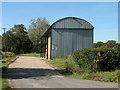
[2,17,50,55]
[2,17,119,55]
[94,40,119,49]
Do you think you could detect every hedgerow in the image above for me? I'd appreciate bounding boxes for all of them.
[73,48,120,72]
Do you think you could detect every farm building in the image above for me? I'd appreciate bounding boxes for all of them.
[41,17,94,59]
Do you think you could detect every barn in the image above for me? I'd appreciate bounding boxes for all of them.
[41,17,94,59]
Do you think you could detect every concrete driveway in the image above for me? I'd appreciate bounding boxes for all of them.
[3,56,118,88]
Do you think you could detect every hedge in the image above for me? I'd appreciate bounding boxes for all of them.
[65,60,80,74]
[73,48,120,72]
[2,52,15,59]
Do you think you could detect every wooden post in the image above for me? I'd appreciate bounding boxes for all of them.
[48,35,51,60]
[44,37,46,58]
[47,35,48,59]
[45,35,47,59]
[41,37,43,58]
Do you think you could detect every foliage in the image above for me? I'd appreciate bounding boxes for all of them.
[1,56,18,72]
[50,58,119,83]
[28,17,50,53]
[19,53,40,57]
[73,48,120,72]
[2,30,14,52]
[65,60,80,74]
[0,35,2,50]
[67,70,119,83]
[94,41,104,48]
[2,24,33,55]
[1,56,18,89]
[2,52,15,58]
[50,58,70,70]
[94,40,117,49]
[2,79,12,89]
[50,40,119,82]
[105,40,116,48]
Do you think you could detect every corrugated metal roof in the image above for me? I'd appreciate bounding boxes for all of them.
[41,17,94,37]
[52,17,94,29]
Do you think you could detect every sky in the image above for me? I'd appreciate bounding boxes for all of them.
[118,1,120,43]
[1,2,118,43]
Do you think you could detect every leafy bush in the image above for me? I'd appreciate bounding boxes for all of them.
[58,55,68,59]
[65,60,80,74]
[2,52,15,59]
[94,41,104,48]
[40,53,44,57]
[58,55,73,59]
[105,40,116,48]
[73,48,120,72]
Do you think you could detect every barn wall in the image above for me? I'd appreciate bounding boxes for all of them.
[41,17,94,59]
[51,28,93,58]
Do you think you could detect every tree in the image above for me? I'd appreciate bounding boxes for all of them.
[106,40,116,48]
[94,41,104,48]
[2,24,33,55]
[2,30,14,52]
[94,40,117,49]
[28,17,50,52]
[0,35,2,51]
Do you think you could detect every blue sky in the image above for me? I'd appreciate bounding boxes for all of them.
[2,2,118,43]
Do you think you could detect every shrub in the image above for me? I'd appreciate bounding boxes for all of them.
[58,55,68,59]
[106,40,116,48]
[40,53,44,57]
[94,41,104,48]
[2,52,15,58]
[73,48,120,72]
[58,55,73,59]
[67,55,73,59]
[65,60,80,74]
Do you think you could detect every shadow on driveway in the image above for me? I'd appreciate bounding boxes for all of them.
[2,68,62,79]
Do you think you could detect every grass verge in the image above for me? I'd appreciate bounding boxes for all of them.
[1,56,18,89]
[1,56,18,72]
[50,58,69,69]
[50,58,119,83]
[2,79,11,89]
[19,53,40,57]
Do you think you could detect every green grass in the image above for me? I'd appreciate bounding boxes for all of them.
[50,58,70,70]
[2,79,11,89]
[1,56,18,89]
[1,56,18,72]
[19,53,40,57]
[50,58,119,83]
[67,70,119,83]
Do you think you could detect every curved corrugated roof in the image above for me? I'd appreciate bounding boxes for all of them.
[52,17,94,29]
[41,17,94,37]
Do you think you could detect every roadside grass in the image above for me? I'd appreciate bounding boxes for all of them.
[2,79,11,89]
[49,58,71,74]
[1,56,18,72]
[19,53,40,57]
[50,58,119,83]
[1,56,18,89]
[66,70,119,83]
[50,58,69,69]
